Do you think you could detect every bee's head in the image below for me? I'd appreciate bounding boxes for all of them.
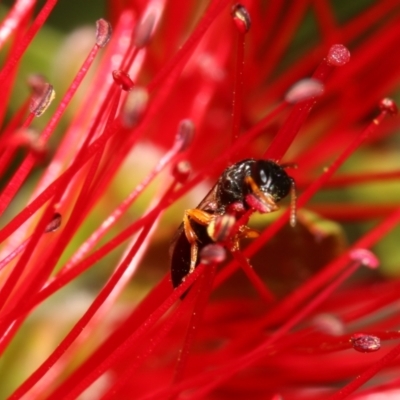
[250,160,293,202]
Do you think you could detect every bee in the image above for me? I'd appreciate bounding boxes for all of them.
[170,158,295,289]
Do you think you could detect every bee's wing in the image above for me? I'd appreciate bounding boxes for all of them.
[169,183,219,289]
[169,183,218,255]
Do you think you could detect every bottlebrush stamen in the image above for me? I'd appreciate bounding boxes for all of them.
[112,69,134,91]
[122,86,149,127]
[0,18,112,217]
[159,249,377,399]
[265,44,351,161]
[222,99,398,302]
[351,333,381,353]
[95,18,112,48]
[231,4,251,34]
[0,212,61,273]
[284,78,324,104]
[199,244,227,265]
[132,0,162,49]
[2,2,400,399]
[28,81,55,117]
[172,160,191,184]
[231,3,250,142]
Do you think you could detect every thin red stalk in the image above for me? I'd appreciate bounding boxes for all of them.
[0,97,30,149]
[261,204,400,330]
[0,197,57,313]
[262,261,365,346]
[257,0,309,83]
[231,249,275,303]
[6,204,166,324]
[46,264,206,400]
[312,0,338,43]
[32,189,169,396]
[355,377,400,399]
[0,101,289,320]
[0,98,121,323]
[172,263,217,384]
[0,0,57,86]
[72,120,143,221]
[0,113,36,215]
[32,10,133,196]
[215,106,391,290]
[119,0,167,72]
[100,293,189,399]
[330,343,400,399]
[340,285,400,324]
[0,9,31,131]
[263,0,400,104]
[264,45,350,161]
[147,0,231,93]
[8,180,176,400]
[0,41,102,216]
[341,0,400,41]
[155,0,193,57]
[0,0,36,51]
[143,257,363,400]
[0,102,31,177]
[83,99,286,258]
[105,0,124,24]
[247,1,282,61]
[0,99,290,330]
[50,275,173,396]
[72,85,120,161]
[0,237,29,273]
[19,113,35,130]
[298,170,400,189]
[231,29,245,143]
[0,317,24,358]
[41,85,122,234]
[0,119,124,244]
[253,111,397,326]
[308,203,397,221]
[62,130,184,272]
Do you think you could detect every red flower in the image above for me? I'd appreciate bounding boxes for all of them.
[1,1,400,399]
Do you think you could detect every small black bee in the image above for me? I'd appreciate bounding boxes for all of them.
[170,158,295,289]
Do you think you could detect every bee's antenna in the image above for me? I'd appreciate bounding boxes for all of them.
[289,178,297,227]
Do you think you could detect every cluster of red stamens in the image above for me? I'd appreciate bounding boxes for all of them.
[0,1,400,399]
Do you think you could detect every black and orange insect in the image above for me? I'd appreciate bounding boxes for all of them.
[170,158,295,289]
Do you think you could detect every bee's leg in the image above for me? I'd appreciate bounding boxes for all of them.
[244,175,279,213]
[230,225,260,251]
[188,242,199,275]
[183,209,215,274]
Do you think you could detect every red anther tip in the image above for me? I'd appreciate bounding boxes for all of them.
[351,333,381,353]
[45,213,62,233]
[349,248,379,269]
[122,86,149,127]
[175,119,195,152]
[29,82,55,117]
[112,70,134,91]
[27,74,47,92]
[200,244,226,265]
[379,98,398,115]
[231,4,251,34]
[312,314,344,336]
[96,19,112,47]
[327,44,350,66]
[172,161,191,184]
[285,78,324,104]
[134,12,157,48]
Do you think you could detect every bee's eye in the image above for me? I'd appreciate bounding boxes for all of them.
[258,168,267,184]
[251,163,271,187]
